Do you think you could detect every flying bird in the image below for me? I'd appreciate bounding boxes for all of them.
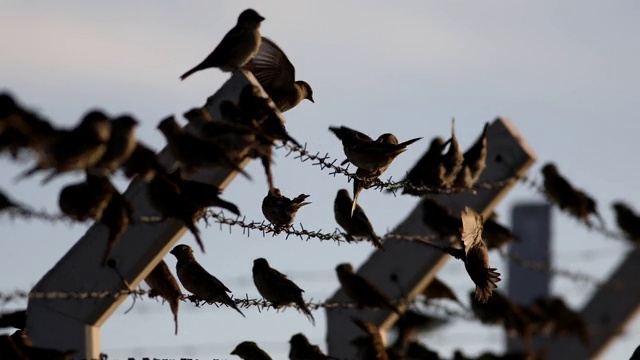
[335,263,401,314]
[261,188,310,230]
[180,9,265,80]
[252,258,315,325]
[243,37,314,112]
[170,244,245,317]
[334,189,383,249]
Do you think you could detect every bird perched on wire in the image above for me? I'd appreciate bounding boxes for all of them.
[58,173,115,222]
[261,188,310,231]
[421,198,462,239]
[402,137,448,195]
[238,84,300,146]
[612,202,640,243]
[98,188,134,266]
[157,116,251,179]
[16,110,112,184]
[482,212,519,251]
[231,341,273,360]
[93,115,139,174]
[147,172,206,252]
[541,163,604,227]
[288,333,330,360]
[334,189,384,250]
[243,37,314,113]
[166,168,241,216]
[120,142,163,180]
[441,118,464,187]
[170,244,245,317]
[351,318,389,360]
[330,126,421,215]
[252,258,315,325]
[335,263,401,314]
[422,208,500,303]
[180,9,265,80]
[144,260,181,335]
[422,277,466,310]
[453,122,489,191]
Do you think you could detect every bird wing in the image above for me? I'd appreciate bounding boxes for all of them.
[329,126,373,143]
[244,37,295,90]
[461,207,484,255]
[267,266,304,293]
[187,261,232,294]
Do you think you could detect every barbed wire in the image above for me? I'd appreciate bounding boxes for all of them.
[277,143,521,195]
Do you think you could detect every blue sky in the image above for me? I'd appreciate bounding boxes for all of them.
[1,1,640,359]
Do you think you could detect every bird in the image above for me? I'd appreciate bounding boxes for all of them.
[351,318,389,360]
[541,163,604,227]
[144,260,181,335]
[58,174,115,222]
[2,331,77,360]
[98,188,134,266]
[252,258,315,325]
[329,126,421,174]
[612,201,640,243]
[289,333,330,360]
[453,208,501,303]
[147,172,206,253]
[482,212,519,251]
[421,198,462,239]
[422,277,465,309]
[441,118,464,187]
[157,116,251,179]
[261,188,311,230]
[330,126,421,214]
[170,244,245,317]
[16,110,112,184]
[334,189,383,249]
[120,141,163,180]
[238,84,300,146]
[335,263,401,314]
[180,9,265,80]
[453,122,489,190]
[93,115,139,174]
[243,36,314,113]
[402,137,448,195]
[230,341,273,360]
[166,168,241,216]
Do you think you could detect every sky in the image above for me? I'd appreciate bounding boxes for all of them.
[1,1,640,359]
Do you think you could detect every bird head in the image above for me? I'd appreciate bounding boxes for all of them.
[113,115,139,130]
[79,109,112,143]
[238,9,265,25]
[376,133,398,145]
[335,263,353,275]
[253,257,269,270]
[296,81,314,103]
[231,341,260,357]
[157,116,182,136]
[612,201,631,214]
[170,244,194,260]
[428,136,446,154]
[336,189,351,201]
[183,108,211,125]
[541,163,559,178]
[267,188,282,197]
[289,333,310,346]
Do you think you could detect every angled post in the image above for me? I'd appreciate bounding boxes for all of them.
[325,118,537,360]
[26,71,271,360]
[545,247,640,360]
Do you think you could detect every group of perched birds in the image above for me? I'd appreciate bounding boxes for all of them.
[0,6,635,360]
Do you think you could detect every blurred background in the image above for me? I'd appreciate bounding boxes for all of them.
[1,1,639,359]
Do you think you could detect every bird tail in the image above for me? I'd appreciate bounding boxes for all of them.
[184,219,205,253]
[169,298,179,335]
[259,154,275,192]
[474,268,501,303]
[100,221,127,267]
[292,194,311,207]
[14,165,42,182]
[213,198,241,217]
[296,298,316,326]
[398,137,422,148]
[225,296,246,318]
[179,66,201,81]
[369,236,385,251]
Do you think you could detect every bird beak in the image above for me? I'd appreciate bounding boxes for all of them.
[258,15,266,22]
[308,95,315,103]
